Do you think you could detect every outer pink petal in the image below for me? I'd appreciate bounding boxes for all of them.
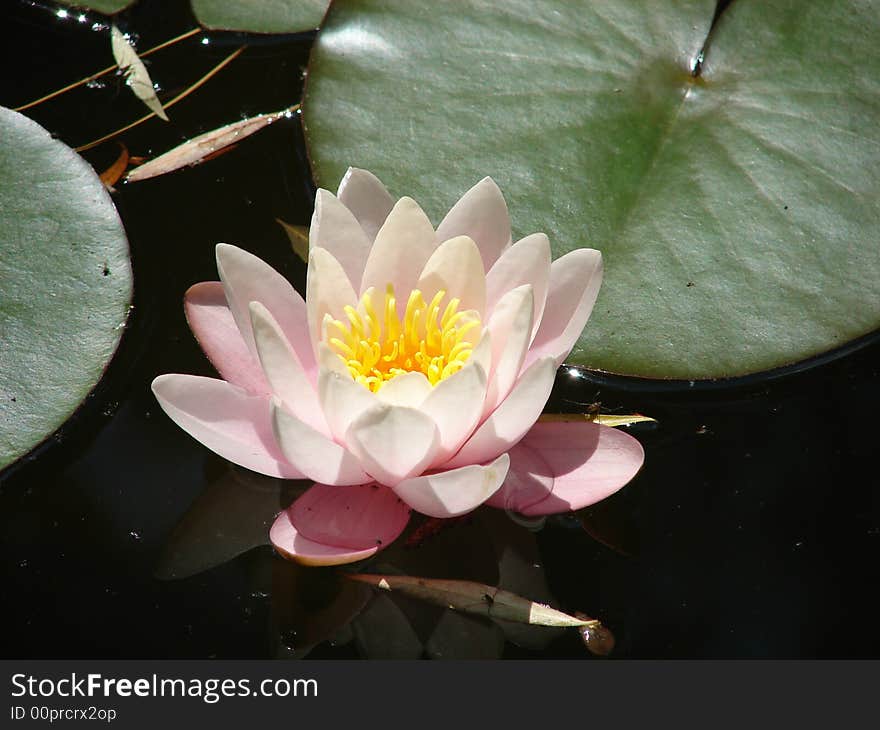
[151,374,302,479]
[336,166,395,243]
[491,422,645,516]
[524,248,603,368]
[215,244,315,378]
[271,399,370,486]
[345,404,440,486]
[288,483,410,550]
[443,356,556,469]
[435,177,511,271]
[184,282,269,396]
[391,453,509,518]
[310,188,372,291]
[360,197,437,308]
[485,233,551,338]
[484,442,553,511]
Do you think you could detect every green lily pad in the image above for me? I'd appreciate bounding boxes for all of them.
[0,107,133,471]
[190,0,329,33]
[56,0,135,14]
[303,0,880,380]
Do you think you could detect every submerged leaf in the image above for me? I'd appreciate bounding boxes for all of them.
[276,219,309,263]
[110,25,169,121]
[124,106,296,182]
[347,573,598,628]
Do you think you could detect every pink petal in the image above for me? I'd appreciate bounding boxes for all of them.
[151,374,302,479]
[359,197,437,309]
[485,443,553,512]
[416,235,486,317]
[336,166,395,243]
[249,301,329,436]
[436,177,511,271]
[310,188,372,291]
[391,453,510,518]
[288,482,410,550]
[524,248,603,368]
[345,404,440,486]
[494,422,645,516]
[183,281,269,396]
[271,398,370,486]
[485,233,551,338]
[215,244,315,378]
[483,284,534,414]
[443,356,556,469]
[306,246,358,356]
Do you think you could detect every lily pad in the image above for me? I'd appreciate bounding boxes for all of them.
[303,0,880,380]
[190,0,329,33]
[0,107,133,471]
[56,0,135,14]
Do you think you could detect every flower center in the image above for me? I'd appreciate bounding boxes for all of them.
[326,284,481,392]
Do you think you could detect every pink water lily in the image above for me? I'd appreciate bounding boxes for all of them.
[152,168,644,566]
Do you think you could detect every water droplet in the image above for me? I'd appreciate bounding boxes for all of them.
[280,630,297,650]
[129,530,141,541]
[579,621,615,656]
[19,559,28,568]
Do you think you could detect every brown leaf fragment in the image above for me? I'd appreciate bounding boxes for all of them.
[124,106,296,182]
[98,142,129,189]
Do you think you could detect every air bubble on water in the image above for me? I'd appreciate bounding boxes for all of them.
[129,530,141,541]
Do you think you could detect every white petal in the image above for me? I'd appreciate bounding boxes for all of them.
[525,249,603,367]
[249,301,329,436]
[443,356,556,469]
[310,188,372,290]
[375,371,432,407]
[436,177,511,271]
[336,166,395,243]
[360,197,437,308]
[306,246,358,356]
[271,398,370,486]
[416,235,486,316]
[484,284,534,414]
[151,374,301,479]
[485,233,551,338]
[345,404,440,486]
[318,368,377,443]
[419,356,488,464]
[215,243,315,376]
[391,453,510,518]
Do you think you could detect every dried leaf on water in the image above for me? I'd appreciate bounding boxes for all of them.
[276,219,309,263]
[110,25,169,121]
[346,573,598,628]
[539,412,657,428]
[124,106,296,183]
[98,142,129,189]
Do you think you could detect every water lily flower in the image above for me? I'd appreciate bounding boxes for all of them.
[152,168,645,566]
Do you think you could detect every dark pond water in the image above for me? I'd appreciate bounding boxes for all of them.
[1,0,879,659]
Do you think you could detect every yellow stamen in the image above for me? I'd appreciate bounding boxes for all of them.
[326,284,481,392]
